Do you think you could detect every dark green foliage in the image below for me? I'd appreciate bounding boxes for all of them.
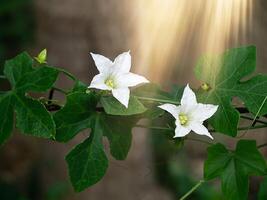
[204,140,267,200]
[0,52,59,144]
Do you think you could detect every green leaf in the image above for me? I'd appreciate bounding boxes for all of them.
[0,93,14,145]
[4,52,59,93]
[54,91,98,142]
[258,177,267,200]
[4,52,33,87]
[16,66,59,93]
[0,52,59,142]
[102,115,138,160]
[133,83,174,101]
[101,95,147,116]
[133,83,181,119]
[14,94,55,138]
[195,46,267,136]
[66,114,108,192]
[204,140,267,200]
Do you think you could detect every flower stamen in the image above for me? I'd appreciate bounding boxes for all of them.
[179,114,188,125]
[105,79,115,88]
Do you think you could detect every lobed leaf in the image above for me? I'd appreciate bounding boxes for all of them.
[66,114,108,192]
[0,52,59,144]
[204,140,267,200]
[195,46,267,136]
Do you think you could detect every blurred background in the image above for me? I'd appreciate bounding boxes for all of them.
[0,0,267,199]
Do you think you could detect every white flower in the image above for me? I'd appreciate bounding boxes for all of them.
[88,51,149,108]
[158,84,218,139]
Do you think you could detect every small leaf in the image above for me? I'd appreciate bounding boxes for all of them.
[0,93,14,145]
[66,114,108,192]
[204,140,267,200]
[14,94,55,138]
[101,95,146,116]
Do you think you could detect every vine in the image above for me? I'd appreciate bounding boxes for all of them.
[0,46,267,199]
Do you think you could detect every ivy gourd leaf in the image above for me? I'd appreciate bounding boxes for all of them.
[4,52,33,86]
[258,177,267,200]
[15,66,59,93]
[100,95,147,116]
[195,46,267,136]
[0,93,14,145]
[4,52,58,93]
[14,94,55,138]
[54,91,98,142]
[0,52,59,144]
[102,115,138,160]
[204,140,267,200]
[66,114,108,192]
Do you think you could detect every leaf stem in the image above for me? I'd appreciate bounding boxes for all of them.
[135,96,180,105]
[209,124,267,133]
[186,137,214,145]
[135,124,173,131]
[0,75,6,79]
[54,67,77,81]
[179,180,205,200]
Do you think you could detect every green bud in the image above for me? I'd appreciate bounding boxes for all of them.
[35,49,47,64]
[201,83,211,91]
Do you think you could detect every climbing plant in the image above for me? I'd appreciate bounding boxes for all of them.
[0,46,267,200]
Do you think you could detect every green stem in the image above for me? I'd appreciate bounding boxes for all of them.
[179,180,205,200]
[135,96,180,105]
[135,124,173,131]
[54,67,77,81]
[0,75,6,79]
[241,115,267,125]
[209,124,267,133]
[186,137,214,145]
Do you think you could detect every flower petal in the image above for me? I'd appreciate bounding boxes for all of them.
[192,103,219,122]
[158,104,180,119]
[91,53,113,73]
[189,123,213,139]
[112,87,130,108]
[113,51,131,73]
[118,72,149,87]
[174,121,191,138]
[181,84,198,112]
[88,74,110,90]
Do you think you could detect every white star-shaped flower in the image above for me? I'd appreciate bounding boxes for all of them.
[88,51,149,107]
[158,84,218,139]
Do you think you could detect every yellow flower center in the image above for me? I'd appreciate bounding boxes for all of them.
[105,79,115,88]
[179,114,188,125]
